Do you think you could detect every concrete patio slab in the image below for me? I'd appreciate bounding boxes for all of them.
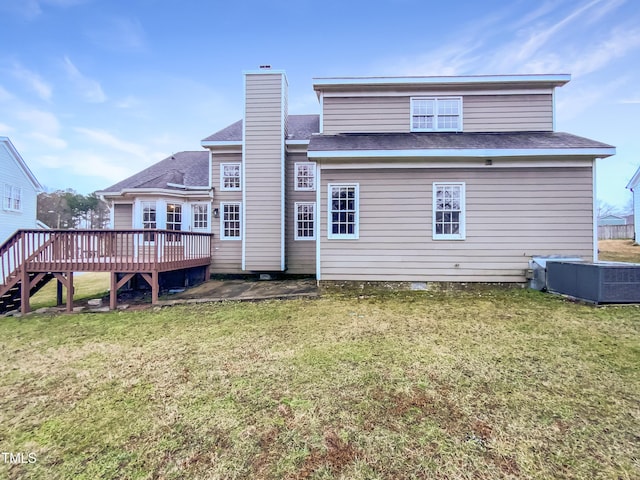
[157,278,319,306]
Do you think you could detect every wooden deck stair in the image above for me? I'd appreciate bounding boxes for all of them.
[0,272,55,314]
[1,229,213,315]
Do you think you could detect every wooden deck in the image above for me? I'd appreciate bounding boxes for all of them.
[1,229,213,314]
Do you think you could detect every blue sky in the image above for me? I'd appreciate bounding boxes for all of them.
[1,0,638,210]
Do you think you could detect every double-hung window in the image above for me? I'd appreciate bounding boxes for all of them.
[328,184,359,239]
[295,202,316,240]
[142,201,157,242]
[3,184,22,211]
[294,163,316,191]
[221,163,241,191]
[433,182,465,240]
[411,97,462,132]
[192,204,208,230]
[166,203,182,241]
[220,202,241,240]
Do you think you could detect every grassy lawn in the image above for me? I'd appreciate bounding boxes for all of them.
[0,289,638,479]
[599,239,640,263]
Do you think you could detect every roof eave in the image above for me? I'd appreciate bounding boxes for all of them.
[312,74,571,91]
[307,147,616,159]
[0,137,44,192]
[626,166,640,190]
[201,140,242,147]
[98,188,212,199]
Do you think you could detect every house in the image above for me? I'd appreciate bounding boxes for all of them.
[0,137,44,245]
[626,165,640,241]
[598,214,626,226]
[99,68,616,283]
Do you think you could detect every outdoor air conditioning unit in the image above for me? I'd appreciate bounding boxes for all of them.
[546,261,640,304]
[528,256,585,291]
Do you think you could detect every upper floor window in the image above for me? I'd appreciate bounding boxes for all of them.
[433,182,465,240]
[221,163,241,191]
[328,184,359,240]
[3,184,22,211]
[411,97,462,132]
[295,163,316,191]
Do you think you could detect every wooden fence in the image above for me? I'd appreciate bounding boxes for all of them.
[598,224,634,240]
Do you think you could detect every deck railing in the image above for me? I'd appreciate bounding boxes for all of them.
[1,229,213,287]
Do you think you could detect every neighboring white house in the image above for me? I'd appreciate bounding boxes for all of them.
[626,165,640,242]
[0,137,44,245]
[597,214,627,226]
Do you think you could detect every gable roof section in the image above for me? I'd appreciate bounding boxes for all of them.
[201,114,319,144]
[98,151,209,195]
[307,132,615,159]
[626,165,640,190]
[0,137,43,191]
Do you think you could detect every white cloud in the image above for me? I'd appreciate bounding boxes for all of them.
[87,16,147,52]
[10,63,52,101]
[0,0,89,19]
[0,85,14,102]
[74,127,148,159]
[569,26,640,76]
[556,76,628,122]
[115,95,141,109]
[28,132,67,149]
[62,56,107,103]
[16,108,61,136]
[487,0,627,73]
[0,123,14,134]
[619,98,640,104]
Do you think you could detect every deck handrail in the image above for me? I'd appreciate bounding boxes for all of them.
[1,229,213,288]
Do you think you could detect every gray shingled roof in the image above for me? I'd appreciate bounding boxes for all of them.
[308,131,614,152]
[202,114,319,142]
[99,151,209,193]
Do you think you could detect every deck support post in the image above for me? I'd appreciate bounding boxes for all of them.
[66,272,73,313]
[56,280,63,306]
[152,270,159,304]
[52,272,74,313]
[20,268,30,315]
[110,272,118,310]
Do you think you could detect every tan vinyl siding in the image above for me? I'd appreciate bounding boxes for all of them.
[323,96,409,134]
[244,73,284,271]
[285,152,316,274]
[322,93,553,134]
[464,94,553,132]
[319,166,593,282]
[211,153,242,273]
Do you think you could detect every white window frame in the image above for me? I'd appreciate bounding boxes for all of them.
[294,202,316,241]
[141,201,157,243]
[220,163,241,191]
[411,97,463,132]
[165,202,183,242]
[432,182,466,240]
[3,184,22,212]
[294,162,316,191]
[191,203,209,230]
[328,183,359,240]
[220,202,242,240]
